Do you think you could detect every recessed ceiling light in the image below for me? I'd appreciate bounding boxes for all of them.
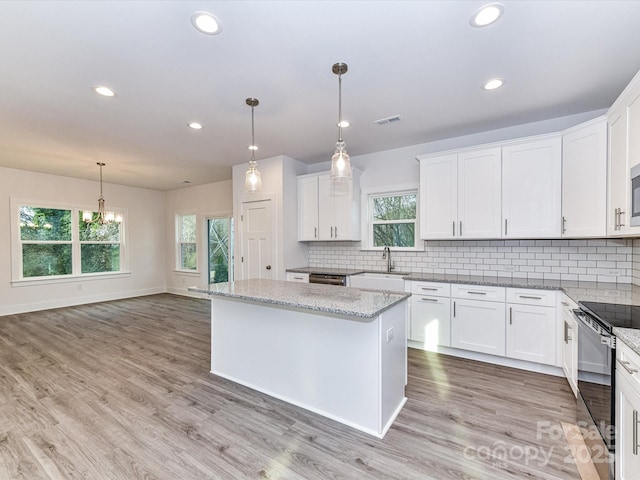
[471,3,504,27]
[482,78,504,90]
[188,122,203,130]
[337,120,350,128]
[191,11,221,35]
[93,85,116,97]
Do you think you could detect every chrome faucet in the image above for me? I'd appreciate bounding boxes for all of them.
[382,246,392,273]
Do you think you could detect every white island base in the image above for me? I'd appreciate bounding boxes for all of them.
[210,296,407,438]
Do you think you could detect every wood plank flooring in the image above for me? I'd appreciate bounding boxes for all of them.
[0,294,580,479]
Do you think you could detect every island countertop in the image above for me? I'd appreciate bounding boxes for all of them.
[189,279,410,319]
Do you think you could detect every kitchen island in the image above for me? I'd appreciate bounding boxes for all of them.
[190,279,410,438]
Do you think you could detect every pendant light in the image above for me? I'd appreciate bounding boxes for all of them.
[84,162,121,224]
[330,62,352,182]
[244,98,262,193]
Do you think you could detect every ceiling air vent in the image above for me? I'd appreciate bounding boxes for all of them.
[374,115,402,126]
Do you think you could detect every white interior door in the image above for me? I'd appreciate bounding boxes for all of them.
[241,199,273,280]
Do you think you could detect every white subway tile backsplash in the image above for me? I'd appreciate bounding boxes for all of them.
[306,239,640,284]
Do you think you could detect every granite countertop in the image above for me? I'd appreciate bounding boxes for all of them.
[189,279,410,319]
[614,328,640,356]
[287,267,411,276]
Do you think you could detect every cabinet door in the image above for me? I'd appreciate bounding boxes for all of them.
[317,174,335,240]
[298,176,319,240]
[420,154,458,239]
[451,298,506,356]
[562,311,578,397]
[608,108,629,235]
[502,136,562,238]
[458,147,502,238]
[506,304,556,365]
[410,295,451,347]
[562,119,607,237]
[332,183,354,240]
[616,373,640,480]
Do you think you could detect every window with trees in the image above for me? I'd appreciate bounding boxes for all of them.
[369,191,417,249]
[17,204,124,279]
[177,214,197,271]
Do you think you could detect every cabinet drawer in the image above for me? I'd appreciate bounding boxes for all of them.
[286,272,309,283]
[451,284,505,302]
[506,288,557,307]
[618,341,640,394]
[410,281,450,297]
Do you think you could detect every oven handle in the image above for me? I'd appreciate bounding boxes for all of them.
[573,309,615,348]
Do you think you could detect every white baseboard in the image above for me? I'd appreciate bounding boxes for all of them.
[0,287,166,316]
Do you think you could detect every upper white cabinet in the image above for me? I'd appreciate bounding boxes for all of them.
[502,135,562,238]
[419,147,501,239]
[561,117,607,238]
[298,171,361,241]
[607,69,640,236]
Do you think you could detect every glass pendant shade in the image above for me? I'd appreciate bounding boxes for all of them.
[331,141,352,181]
[244,161,262,193]
[85,162,122,224]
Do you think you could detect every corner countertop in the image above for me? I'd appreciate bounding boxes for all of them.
[189,279,410,319]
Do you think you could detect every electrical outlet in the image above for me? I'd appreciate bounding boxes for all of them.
[386,327,394,343]
[504,265,517,272]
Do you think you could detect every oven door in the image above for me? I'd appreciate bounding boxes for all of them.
[574,309,615,479]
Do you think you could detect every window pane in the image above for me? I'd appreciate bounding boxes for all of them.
[372,195,416,221]
[20,207,72,241]
[78,213,121,241]
[373,223,415,248]
[181,215,197,242]
[208,218,230,283]
[181,243,197,270]
[81,244,121,274]
[22,244,72,277]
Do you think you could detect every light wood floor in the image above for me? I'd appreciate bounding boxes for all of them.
[0,294,580,479]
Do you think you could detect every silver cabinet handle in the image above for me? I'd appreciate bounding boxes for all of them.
[509,307,513,325]
[504,218,508,236]
[314,226,317,239]
[634,409,639,456]
[620,209,626,228]
[561,301,569,307]
[420,297,438,302]
[615,208,620,231]
[620,360,639,375]
[421,287,438,291]
[519,295,542,300]
[564,320,569,343]
[293,276,304,280]
[467,291,487,295]
[330,226,334,238]
[459,221,462,237]
[452,221,455,236]
[562,216,567,234]
[453,301,456,317]
[334,226,338,238]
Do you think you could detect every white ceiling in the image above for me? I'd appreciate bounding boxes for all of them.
[1,0,640,191]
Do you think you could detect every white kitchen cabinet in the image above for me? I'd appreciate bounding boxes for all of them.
[419,148,501,239]
[560,295,578,397]
[298,175,319,240]
[286,272,309,283]
[608,107,630,235]
[561,117,607,238]
[451,284,506,356]
[616,341,640,480]
[410,294,451,348]
[502,135,562,238]
[506,302,557,366]
[297,171,360,241]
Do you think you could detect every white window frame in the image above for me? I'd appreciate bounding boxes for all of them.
[176,213,199,273]
[360,183,421,251]
[10,197,128,284]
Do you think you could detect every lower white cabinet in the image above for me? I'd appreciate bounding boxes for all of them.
[506,303,556,365]
[410,295,451,347]
[616,341,640,480]
[285,272,309,283]
[560,295,578,396]
[451,297,506,356]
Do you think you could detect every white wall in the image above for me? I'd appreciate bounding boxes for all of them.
[165,180,233,296]
[0,166,166,315]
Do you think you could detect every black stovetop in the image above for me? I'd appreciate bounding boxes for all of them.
[580,301,640,330]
